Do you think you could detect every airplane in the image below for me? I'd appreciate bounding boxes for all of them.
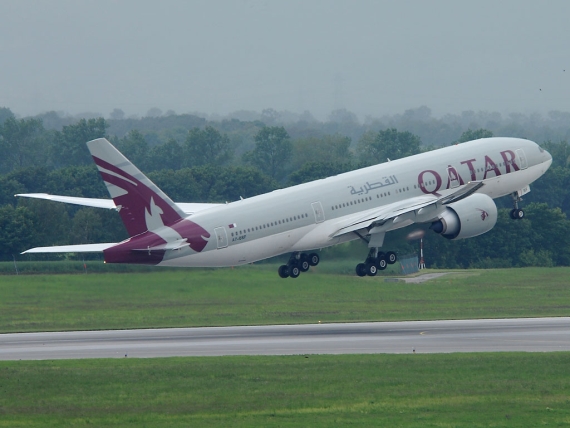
[18,137,552,277]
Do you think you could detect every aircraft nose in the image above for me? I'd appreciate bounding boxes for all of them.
[543,149,553,168]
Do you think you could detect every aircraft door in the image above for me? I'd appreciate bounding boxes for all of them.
[214,227,228,249]
[516,149,528,170]
[311,201,325,223]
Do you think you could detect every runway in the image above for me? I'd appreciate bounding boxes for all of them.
[1,317,569,360]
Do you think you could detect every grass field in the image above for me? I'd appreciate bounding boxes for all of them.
[2,265,570,426]
[0,265,569,333]
[1,353,569,427]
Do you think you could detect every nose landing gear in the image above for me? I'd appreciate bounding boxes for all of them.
[510,192,525,220]
[278,252,320,278]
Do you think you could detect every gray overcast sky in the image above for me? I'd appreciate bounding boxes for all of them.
[1,0,569,119]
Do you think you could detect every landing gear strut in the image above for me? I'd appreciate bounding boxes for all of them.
[509,192,525,220]
[278,252,320,278]
[355,248,397,277]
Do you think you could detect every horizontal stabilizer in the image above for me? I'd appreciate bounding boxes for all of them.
[16,193,116,209]
[22,243,118,254]
[16,193,222,215]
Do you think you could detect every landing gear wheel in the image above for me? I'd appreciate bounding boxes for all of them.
[366,263,378,276]
[386,251,397,264]
[356,263,367,277]
[513,208,524,220]
[308,252,320,266]
[299,260,310,272]
[290,266,301,278]
[377,257,387,270]
[510,192,525,221]
[278,265,290,278]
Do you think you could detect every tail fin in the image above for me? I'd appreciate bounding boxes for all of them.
[87,138,186,237]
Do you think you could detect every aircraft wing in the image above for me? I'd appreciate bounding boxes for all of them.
[332,181,484,238]
[16,193,222,214]
[21,243,118,254]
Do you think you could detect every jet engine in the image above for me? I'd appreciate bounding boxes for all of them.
[431,193,497,240]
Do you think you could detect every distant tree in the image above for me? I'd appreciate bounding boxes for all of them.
[148,138,184,171]
[4,167,50,195]
[146,107,163,118]
[402,106,432,122]
[525,166,570,213]
[148,169,202,202]
[117,130,150,171]
[298,110,317,123]
[356,128,421,166]
[541,140,570,168]
[51,118,108,167]
[0,205,35,259]
[243,126,292,179]
[0,107,14,126]
[289,161,354,186]
[70,208,103,244]
[109,108,125,120]
[46,166,108,198]
[261,108,280,124]
[327,108,359,124]
[209,166,278,201]
[183,126,232,167]
[456,128,493,143]
[290,134,353,171]
[0,117,45,171]
[17,198,71,248]
[524,203,570,266]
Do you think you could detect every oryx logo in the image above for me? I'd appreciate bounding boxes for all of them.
[477,209,489,221]
[93,156,210,254]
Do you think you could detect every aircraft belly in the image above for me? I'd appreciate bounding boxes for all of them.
[480,163,545,198]
[157,225,316,267]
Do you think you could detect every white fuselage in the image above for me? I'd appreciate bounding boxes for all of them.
[158,138,552,267]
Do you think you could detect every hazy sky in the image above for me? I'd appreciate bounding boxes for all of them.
[1,0,569,120]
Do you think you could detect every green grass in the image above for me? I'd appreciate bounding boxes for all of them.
[1,353,569,427]
[1,266,570,333]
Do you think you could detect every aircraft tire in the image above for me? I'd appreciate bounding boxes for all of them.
[387,251,397,264]
[278,265,290,278]
[366,263,378,276]
[290,266,301,278]
[377,257,387,270]
[356,263,367,277]
[515,209,524,220]
[299,260,310,272]
[308,252,320,266]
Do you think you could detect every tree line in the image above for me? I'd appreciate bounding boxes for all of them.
[0,107,569,268]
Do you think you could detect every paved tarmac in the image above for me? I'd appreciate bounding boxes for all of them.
[401,273,450,283]
[1,317,569,360]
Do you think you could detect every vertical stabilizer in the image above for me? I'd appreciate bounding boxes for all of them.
[87,138,186,237]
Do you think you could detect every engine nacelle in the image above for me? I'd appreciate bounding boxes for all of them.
[431,193,497,240]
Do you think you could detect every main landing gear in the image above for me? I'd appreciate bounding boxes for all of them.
[509,192,525,220]
[355,248,397,277]
[278,252,320,278]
